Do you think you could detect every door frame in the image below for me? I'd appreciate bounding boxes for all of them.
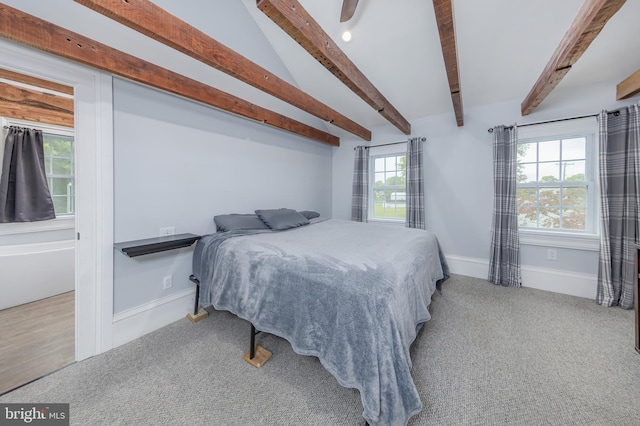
[1,39,114,359]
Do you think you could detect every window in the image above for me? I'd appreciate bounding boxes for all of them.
[43,132,75,215]
[516,119,596,234]
[369,150,406,221]
[2,118,75,216]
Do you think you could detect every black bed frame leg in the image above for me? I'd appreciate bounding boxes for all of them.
[193,282,200,316]
[250,324,257,359]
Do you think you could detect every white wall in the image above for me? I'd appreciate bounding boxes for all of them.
[113,78,333,315]
[332,80,640,298]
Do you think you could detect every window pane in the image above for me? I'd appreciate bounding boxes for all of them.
[562,160,585,181]
[539,140,560,162]
[45,135,74,156]
[390,191,406,203]
[518,207,537,227]
[397,156,406,173]
[539,187,560,207]
[516,188,537,208]
[539,207,560,229]
[562,138,585,160]
[52,157,73,175]
[538,162,560,182]
[563,187,587,207]
[385,157,396,170]
[51,195,74,215]
[374,157,384,171]
[50,177,73,196]
[518,163,537,183]
[517,143,536,163]
[385,172,399,185]
[562,208,586,230]
[373,200,385,216]
[375,172,385,186]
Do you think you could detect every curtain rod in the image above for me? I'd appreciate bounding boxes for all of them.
[487,110,620,133]
[353,137,426,150]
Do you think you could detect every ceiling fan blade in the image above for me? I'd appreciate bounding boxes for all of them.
[340,0,359,22]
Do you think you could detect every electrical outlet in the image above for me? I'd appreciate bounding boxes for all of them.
[547,248,557,261]
[159,226,175,236]
[162,275,173,289]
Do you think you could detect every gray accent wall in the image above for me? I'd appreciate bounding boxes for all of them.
[113,78,332,313]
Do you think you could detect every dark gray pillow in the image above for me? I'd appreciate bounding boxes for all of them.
[255,208,310,231]
[214,214,270,232]
[298,210,320,220]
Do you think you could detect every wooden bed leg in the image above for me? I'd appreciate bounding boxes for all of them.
[243,323,272,367]
[187,275,208,323]
[187,308,208,323]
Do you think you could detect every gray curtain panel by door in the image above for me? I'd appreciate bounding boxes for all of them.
[0,126,56,222]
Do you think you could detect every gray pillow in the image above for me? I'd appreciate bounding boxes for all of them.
[255,208,310,231]
[298,210,320,220]
[214,214,270,232]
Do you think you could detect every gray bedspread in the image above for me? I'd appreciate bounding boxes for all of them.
[193,219,449,425]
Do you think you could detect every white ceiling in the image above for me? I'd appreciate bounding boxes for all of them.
[241,0,640,134]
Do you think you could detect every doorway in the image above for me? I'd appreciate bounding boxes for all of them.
[1,39,115,376]
[0,70,76,394]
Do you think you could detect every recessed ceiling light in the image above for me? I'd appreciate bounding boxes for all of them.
[341,30,352,42]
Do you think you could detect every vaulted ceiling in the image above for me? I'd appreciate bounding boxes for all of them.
[1,0,639,144]
[244,0,640,133]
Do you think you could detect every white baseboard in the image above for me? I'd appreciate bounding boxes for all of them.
[112,288,196,348]
[520,265,596,299]
[445,255,489,280]
[445,254,596,300]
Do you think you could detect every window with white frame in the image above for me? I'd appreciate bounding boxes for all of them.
[369,149,406,221]
[516,117,596,234]
[2,118,75,216]
[43,132,75,215]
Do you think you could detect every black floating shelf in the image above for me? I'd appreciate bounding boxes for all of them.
[115,233,201,257]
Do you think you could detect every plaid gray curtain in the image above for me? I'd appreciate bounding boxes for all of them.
[406,137,425,229]
[351,146,369,222]
[488,125,521,287]
[596,105,640,309]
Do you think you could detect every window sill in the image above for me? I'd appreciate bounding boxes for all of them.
[519,229,599,251]
[0,216,74,236]
[368,218,405,226]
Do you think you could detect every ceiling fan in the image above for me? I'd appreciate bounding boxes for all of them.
[340,0,359,22]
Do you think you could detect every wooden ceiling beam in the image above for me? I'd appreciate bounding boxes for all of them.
[0,4,339,146]
[616,69,640,100]
[74,0,370,141]
[0,68,73,96]
[257,0,411,135]
[432,0,463,126]
[0,82,74,127]
[521,0,626,116]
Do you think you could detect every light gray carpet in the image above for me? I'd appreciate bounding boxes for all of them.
[2,274,639,425]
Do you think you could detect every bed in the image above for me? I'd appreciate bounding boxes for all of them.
[191,209,449,425]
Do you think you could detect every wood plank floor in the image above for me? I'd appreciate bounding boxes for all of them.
[0,291,74,395]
